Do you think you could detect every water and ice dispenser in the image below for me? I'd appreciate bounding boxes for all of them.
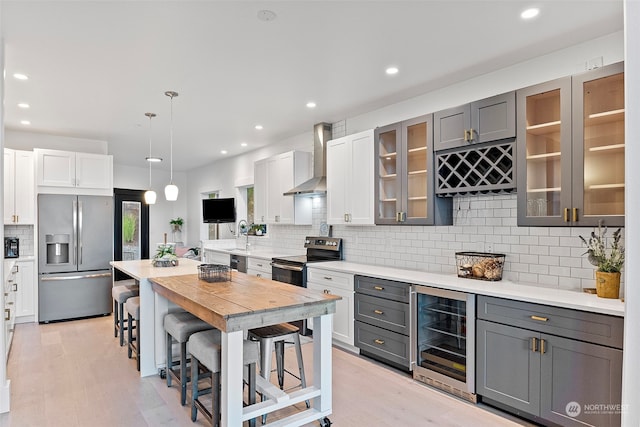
[46,234,70,265]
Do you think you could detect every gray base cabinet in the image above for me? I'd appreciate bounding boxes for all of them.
[354,275,412,370]
[476,296,623,427]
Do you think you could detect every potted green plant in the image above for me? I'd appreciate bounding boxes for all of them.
[169,217,184,232]
[153,244,178,267]
[579,225,624,299]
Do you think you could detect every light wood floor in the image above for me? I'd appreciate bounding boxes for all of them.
[0,316,533,426]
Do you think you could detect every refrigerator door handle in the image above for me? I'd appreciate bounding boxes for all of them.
[40,272,112,281]
[72,199,78,265]
[78,200,83,265]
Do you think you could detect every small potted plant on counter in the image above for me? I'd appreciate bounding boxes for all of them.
[580,225,624,298]
[170,217,184,232]
[153,244,179,267]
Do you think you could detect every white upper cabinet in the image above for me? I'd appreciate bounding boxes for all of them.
[327,129,375,225]
[4,149,35,225]
[254,150,312,225]
[35,149,113,196]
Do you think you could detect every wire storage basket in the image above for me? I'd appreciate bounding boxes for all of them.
[455,252,505,281]
[198,264,232,283]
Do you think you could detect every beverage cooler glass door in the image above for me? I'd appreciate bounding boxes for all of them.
[414,286,475,397]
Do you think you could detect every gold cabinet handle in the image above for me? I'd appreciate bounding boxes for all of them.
[374,339,385,345]
[373,286,385,291]
[4,309,9,321]
[373,309,384,315]
[463,129,469,142]
[573,208,578,222]
[12,283,17,292]
[468,128,475,141]
[540,339,546,354]
[563,208,570,222]
[530,315,549,322]
[531,337,538,352]
[324,289,331,294]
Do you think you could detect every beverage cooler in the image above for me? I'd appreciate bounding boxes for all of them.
[412,286,476,402]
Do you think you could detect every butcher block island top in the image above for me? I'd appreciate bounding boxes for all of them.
[149,272,340,332]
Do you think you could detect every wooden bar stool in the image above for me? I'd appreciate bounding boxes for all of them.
[189,330,259,427]
[247,323,308,423]
[125,296,141,371]
[112,279,139,346]
[164,311,213,405]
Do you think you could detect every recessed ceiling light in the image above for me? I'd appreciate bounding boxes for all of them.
[306,102,316,108]
[18,103,30,109]
[20,120,31,125]
[255,125,263,130]
[14,73,29,80]
[257,10,277,22]
[145,157,163,163]
[521,8,539,19]
[221,150,228,155]
[385,67,399,75]
[241,142,248,147]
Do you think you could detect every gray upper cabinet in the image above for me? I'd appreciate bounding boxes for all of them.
[517,62,624,227]
[434,92,516,152]
[375,114,452,225]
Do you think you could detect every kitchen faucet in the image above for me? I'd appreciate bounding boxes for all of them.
[237,219,250,252]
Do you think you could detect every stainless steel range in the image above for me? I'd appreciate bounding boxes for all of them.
[271,236,343,334]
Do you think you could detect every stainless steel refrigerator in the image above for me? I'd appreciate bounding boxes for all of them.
[38,194,113,322]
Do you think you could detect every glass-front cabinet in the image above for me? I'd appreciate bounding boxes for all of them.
[375,114,451,225]
[517,62,624,227]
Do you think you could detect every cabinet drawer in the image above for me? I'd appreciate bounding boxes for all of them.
[355,293,409,335]
[477,295,623,348]
[354,320,410,368]
[247,257,271,274]
[355,275,410,303]
[247,269,271,280]
[307,268,353,292]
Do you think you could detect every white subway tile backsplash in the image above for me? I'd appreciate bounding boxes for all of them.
[258,193,621,292]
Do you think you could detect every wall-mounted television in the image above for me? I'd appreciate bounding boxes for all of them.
[202,198,236,223]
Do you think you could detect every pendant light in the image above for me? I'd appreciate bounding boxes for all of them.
[164,90,179,201]
[144,112,159,205]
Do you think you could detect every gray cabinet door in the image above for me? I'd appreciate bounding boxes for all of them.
[471,92,516,144]
[434,104,469,151]
[476,320,541,416]
[540,334,622,427]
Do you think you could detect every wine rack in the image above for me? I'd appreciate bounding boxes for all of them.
[435,141,515,196]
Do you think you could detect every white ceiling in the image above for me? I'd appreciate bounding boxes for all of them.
[2,1,623,172]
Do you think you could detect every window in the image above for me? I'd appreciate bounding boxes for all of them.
[247,186,254,225]
[208,192,218,240]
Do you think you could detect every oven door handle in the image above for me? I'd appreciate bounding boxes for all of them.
[270,262,304,272]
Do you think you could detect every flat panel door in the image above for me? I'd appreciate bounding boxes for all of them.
[375,123,402,224]
[15,150,35,224]
[402,115,431,225]
[327,286,354,345]
[572,62,625,227]
[15,260,35,318]
[36,149,76,187]
[77,195,113,271]
[348,130,375,225]
[4,149,15,224]
[276,153,295,224]
[76,153,113,189]
[471,91,516,143]
[540,334,622,427]
[434,104,469,151]
[476,320,541,415]
[326,136,348,224]
[517,77,572,226]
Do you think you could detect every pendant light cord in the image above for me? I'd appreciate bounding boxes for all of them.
[169,95,173,183]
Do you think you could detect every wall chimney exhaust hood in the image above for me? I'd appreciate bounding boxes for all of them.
[283,122,332,196]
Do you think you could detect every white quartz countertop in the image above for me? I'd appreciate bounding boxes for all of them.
[307,261,625,317]
[110,258,202,280]
[202,245,304,261]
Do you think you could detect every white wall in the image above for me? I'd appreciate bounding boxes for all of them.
[4,129,108,154]
[185,130,314,246]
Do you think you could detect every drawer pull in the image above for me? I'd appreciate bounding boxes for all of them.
[374,339,385,345]
[256,263,263,267]
[373,309,384,315]
[4,309,9,321]
[373,286,385,291]
[531,337,538,352]
[324,290,331,294]
[530,315,548,322]
[324,276,333,280]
